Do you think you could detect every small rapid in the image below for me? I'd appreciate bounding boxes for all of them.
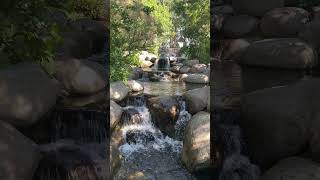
[114,93,196,179]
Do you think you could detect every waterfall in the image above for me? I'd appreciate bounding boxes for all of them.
[214,108,261,180]
[154,57,170,71]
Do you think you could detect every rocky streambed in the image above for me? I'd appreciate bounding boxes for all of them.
[110,49,211,179]
[213,0,320,179]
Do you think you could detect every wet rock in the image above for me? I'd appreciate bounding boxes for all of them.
[184,86,210,114]
[147,96,181,137]
[170,65,182,73]
[179,74,189,82]
[139,59,153,68]
[110,81,129,102]
[121,108,143,125]
[126,130,156,145]
[128,67,143,80]
[110,143,121,178]
[221,39,250,60]
[212,5,234,15]
[0,120,40,179]
[110,101,123,130]
[299,20,320,52]
[0,63,60,127]
[61,91,106,107]
[261,7,309,37]
[231,0,284,17]
[240,38,317,69]
[241,79,320,170]
[55,59,106,95]
[185,59,200,67]
[190,64,207,73]
[35,142,100,180]
[185,74,209,84]
[179,66,191,73]
[182,111,210,172]
[261,157,320,180]
[223,15,259,38]
[127,80,144,92]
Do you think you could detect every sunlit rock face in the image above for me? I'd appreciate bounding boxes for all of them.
[184,86,210,114]
[0,120,40,179]
[55,59,106,95]
[110,100,123,131]
[110,81,129,102]
[127,80,144,92]
[182,111,210,172]
[185,74,209,84]
[0,62,60,127]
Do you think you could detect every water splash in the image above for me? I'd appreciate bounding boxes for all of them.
[174,100,192,141]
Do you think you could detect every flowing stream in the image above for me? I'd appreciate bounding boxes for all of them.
[114,81,198,180]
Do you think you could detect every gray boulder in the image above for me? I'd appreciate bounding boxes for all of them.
[0,120,40,179]
[182,111,210,172]
[0,63,60,127]
[261,7,309,37]
[110,81,129,102]
[240,38,317,69]
[261,157,320,180]
[55,59,106,95]
[184,86,210,114]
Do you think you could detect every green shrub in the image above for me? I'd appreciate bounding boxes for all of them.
[0,0,61,74]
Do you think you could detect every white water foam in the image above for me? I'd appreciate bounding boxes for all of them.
[119,103,188,158]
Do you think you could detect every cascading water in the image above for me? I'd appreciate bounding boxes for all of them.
[154,57,170,71]
[115,95,196,179]
[213,108,260,180]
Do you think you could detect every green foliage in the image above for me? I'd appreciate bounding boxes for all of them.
[0,0,61,73]
[46,0,106,20]
[110,0,174,81]
[173,0,210,63]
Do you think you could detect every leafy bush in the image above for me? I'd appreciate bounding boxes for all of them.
[0,0,61,74]
[173,0,210,64]
[110,0,173,81]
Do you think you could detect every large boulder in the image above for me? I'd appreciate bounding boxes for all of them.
[299,20,320,52]
[0,63,60,127]
[110,101,123,131]
[179,66,191,74]
[212,5,234,32]
[55,59,106,95]
[127,80,144,92]
[0,120,40,179]
[221,39,250,60]
[261,7,309,37]
[185,59,200,67]
[232,0,284,17]
[185,74,209,84]
[110,81,129,102]
[182,111,210,172]
[240,38,318,69]
[184,87,210,114]
[241,79,320,170]
[190,64,207,73]
[223,15,259,38]
[147,96,181,137]
[261,157,320,180]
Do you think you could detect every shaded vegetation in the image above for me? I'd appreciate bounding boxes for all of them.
[0,0,105,74]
